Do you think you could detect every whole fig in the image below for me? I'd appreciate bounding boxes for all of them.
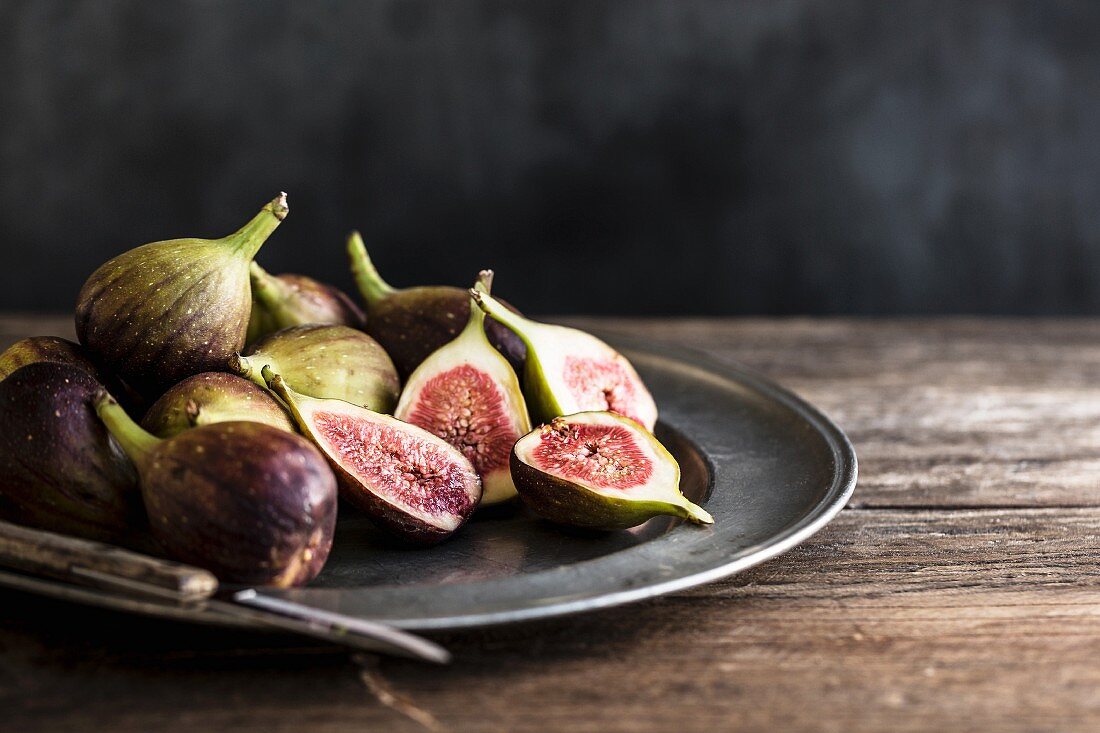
[141,372,295,438]
[0,336,101,382]
[95,392,337,587]
[347,232,526,378]
[76,193,288,396]
[247,262,365,343]
[0,363,142,543]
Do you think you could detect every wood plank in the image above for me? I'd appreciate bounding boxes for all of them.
[3,507,1100,733]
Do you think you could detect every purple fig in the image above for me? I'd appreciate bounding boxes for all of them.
[0,363,142,543]
[247,261,365,343]
[95,392,337,587]
[347,232,526,378]
[0,336,101,382]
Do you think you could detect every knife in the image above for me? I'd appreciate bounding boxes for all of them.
[0,520,449,663]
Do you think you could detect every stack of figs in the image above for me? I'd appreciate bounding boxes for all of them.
[0,194,711,587]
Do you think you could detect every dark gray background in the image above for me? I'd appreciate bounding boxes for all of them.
[1,0,1097,315]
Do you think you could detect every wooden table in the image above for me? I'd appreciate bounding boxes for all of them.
[3,316,1098,732]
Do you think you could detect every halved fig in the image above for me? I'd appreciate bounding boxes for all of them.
[264,367,481,544]
[511,411,712,530]
[395,271,531,506]
[470,290,658,431]
[231,324,400,414]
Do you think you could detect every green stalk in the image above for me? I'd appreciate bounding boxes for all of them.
[347,231,395,305]
[94,391,160,465]
[228,353,263,387]
[461,269,494,337]
[468,288,539,350]
[249,261,284,309]
[261,367,309,427]
[224,192,289,260]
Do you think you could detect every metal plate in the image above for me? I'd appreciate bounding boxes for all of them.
[6,335,857,631]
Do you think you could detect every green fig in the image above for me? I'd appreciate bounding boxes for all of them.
[347,232,526,378]
[264,367,481,545]
[247,261,366,343]
[0,363,142,543]
[0,336,101,382]
[231,324,400,413]
[95,392,337,587]
[470,289,658,431]
[395,271,530,505]
[510,411,712,530]
[75,193,288,395]
[140,372,295,438]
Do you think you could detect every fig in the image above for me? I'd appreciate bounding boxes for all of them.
[511,411,712,530]
[94,392,337,587]
[232,324,400,414]
[0,363,142,543]
[75,193,289,396]
[347,232,526,378]
[470,290,659,431]
[0,336,101,382]
[247,261,366,343]
[395,271,530,506]
[140,372,295,438]
[264,367,481,545]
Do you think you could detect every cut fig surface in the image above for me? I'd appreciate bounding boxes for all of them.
[395,271,530,506]
[470,289,658,431]
[265,368,481,544]
[511,411,712,530]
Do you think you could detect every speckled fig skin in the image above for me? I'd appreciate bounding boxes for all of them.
[347,232,526,378]
[0,363,142,543]
[75,194,288,396]
[233,324,400,413]
[264,369,481,546]
[0,336,103,383]
[96,396,337,587]
[247,262,366,344]
[140,372,295,438]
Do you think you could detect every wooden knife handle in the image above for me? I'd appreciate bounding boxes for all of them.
[0,519,218,600]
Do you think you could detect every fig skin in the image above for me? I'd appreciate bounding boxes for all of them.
[0,363,142,544]
[75,193,288,396]
[141,372,295,438]
[0,336,102,383]
[395,271,530,506]
[233,324,400,414]
[247,261,366,344]
[347,232,526,379]
[96,395,337,587]
[264,368,481,546]
[510,412,712,531]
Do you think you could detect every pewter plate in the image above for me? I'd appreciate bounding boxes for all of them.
[10,335,857,631]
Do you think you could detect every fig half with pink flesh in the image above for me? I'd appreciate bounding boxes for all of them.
[263,367,482,544]
[395,271,530,506]
[471,290,658,431]
[247,261,365,344]
[347,232,526,379]
[511,411,712,530]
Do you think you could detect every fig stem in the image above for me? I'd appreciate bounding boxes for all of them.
[260,367,308,426]
[224,193,289,260]
[249,261,283,308]
[462,270,494,335]
[228,353,261,385]
[469,288,537,348]
[347,231,395,305]
[679,501,714,525]
[93,390,160,465]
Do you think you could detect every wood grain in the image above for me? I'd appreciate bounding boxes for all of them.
[1,316,1098,732]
